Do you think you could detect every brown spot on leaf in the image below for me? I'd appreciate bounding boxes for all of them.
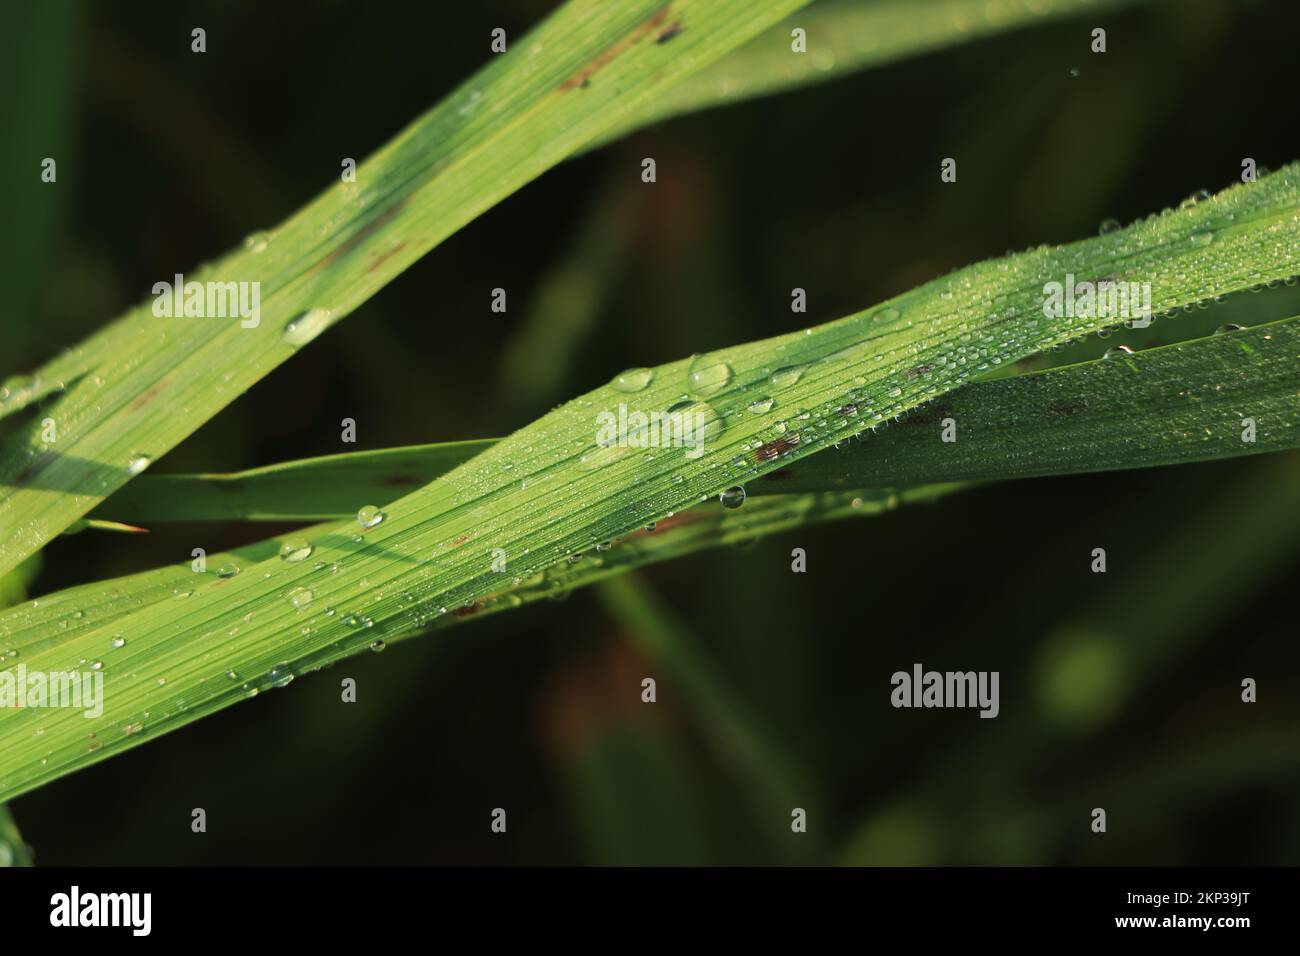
[904,363,937,381]
[561,6,671,90]
[312,196,410,274]
[15,450,58,486]
[367,241,407,275]
[128,381,166,413]
[754,432,801,463]
[655,20,683,44]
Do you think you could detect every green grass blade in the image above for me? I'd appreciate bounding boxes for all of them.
[92,313,1300,522]
[8,491,945,658]
[762,314,1300,491]
[594,0,1157,148]
[0,0,815,579]
[93,441,493,523]
[2,166,1298,802]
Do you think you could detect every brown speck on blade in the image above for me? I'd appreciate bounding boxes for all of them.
[312,196,410,274]
[753,432,801,463]
[655,20,683,44]
[367,241,407,275]
[560,6,671,91]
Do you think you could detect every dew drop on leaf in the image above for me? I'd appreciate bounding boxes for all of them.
[611,367,654,392]
[686,358,732,396]
[281,308,333,347]
[356,505,385,528]
[769,366,805,388]
[264,664,295,690]
[719,486,747,510]
[279,539,313,562]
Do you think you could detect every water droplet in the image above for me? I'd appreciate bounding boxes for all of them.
[1103,345,1135,359]
[172,588,194,600]
[1098,218,1120,235]
[356,505,385,529]
[1215,323,1246,334]
[323,606,336,617]
[90,660,103,671]
[286,587,314,608]
[566,553,583,565]
[686,357,732,396]
[719,486,746,510]
[643,522,657,533]
[216,564,240,578]
[264,664,295,690]
[369,640,387,653]
[110,636,126,649]
[769,366,806,388]
[126,453,152,476]
[281,308,334,347]
[596,541,613,552]
[748,396,775,414]
[1189,230,1215,246]
[243,231,270,254]
[873,307,901,322]
[279,539,313,562]
[611,367,654,392]
[0,374,35,405]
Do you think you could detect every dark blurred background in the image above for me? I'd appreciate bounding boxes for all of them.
[3,0,1299,864]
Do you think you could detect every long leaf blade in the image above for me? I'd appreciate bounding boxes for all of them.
[0,0,815,578]
[2,166,1298,801]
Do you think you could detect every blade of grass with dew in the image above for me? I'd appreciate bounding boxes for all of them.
[6,491,948,661]
[0,525,332,659]
[591,0,1160,149]
[758,314,1300,492]
[0,0,817,579]
[0,0,1166,424]
[92,441,494,523]
[0,555,41,868]
[90,312,1300,523]
[2,166,1298,801]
